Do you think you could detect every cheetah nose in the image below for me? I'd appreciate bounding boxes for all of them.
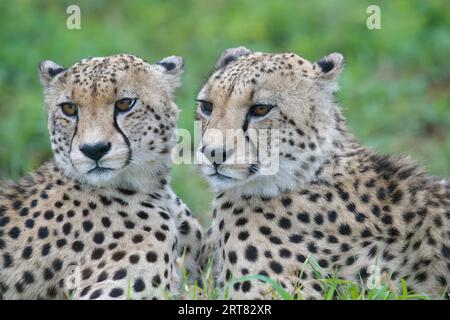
[79,142,111,161]
[201,145,230,167]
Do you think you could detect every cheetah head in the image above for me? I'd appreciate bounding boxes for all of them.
[39,54,184,189]
[196,47,345,196]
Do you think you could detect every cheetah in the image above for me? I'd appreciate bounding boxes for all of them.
[196,47,450,299]
[0,54,203,299]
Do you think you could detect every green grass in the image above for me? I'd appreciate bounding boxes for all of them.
[165,255,437,300]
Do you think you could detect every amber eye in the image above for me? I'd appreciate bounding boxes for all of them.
[197,99,213,116]
[59,103,78,117]
[115,98,137,113]
[248,104,274,117]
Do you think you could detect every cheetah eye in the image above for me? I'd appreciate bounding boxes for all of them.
[248,104,274,117]
[197,99,213,117]
[115,98,137,113]
[59,103,78,117]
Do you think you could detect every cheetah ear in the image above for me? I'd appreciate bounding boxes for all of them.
[313,52,344,81]
[215,46,252,70]
[155,55,184,94]
[39,60,67,87]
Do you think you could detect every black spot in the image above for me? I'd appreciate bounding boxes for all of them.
[97,271,108,282]
[146,251,158,263]
[22,246,32,259]
[3,253,13,268]
[132,234,143,243]
[289,234,303,243]
[62,222,72,235]
[83,221,93,232]
[155,231,166,241]
[101,217,111,228]
[269,261,283,274]
[318,259,329,268]
[99,196,112,206]
[124,220,135,229]
[82,268,93,280]
[56,239,67,248]
[109,288,124,298]
[113,231,124,239]
[361,229,372,237]
[314,214,324,225]
[245,245,258,262]
[278,217,291,229]
[52,259,63,271]
[241,281,251,292]
[238,231,249,241]
[38,227,49,239]
[91,248,104,260]
[228,251,237,264]
[382,215,393,225]
[259,226,272,235]
[72,241,84,252]
[414,272,427,283]
[307,242,318,253]
[297,212,310,223]
[341,243,351,252]
[328,235,339,244]
[41,243,51,256]
[111,251,126,261]
[221,201,233,210]
[23,271,34,284]
[93,232,105,244]
[236,217,248,226]
[43,268,54,281]
[113,269,127,280]
[133,278,145,292]
[269,236,282,245]
[0,217,10,227]
[442,245,450,258]
[346,256,356,265]
[279,248,292,258]
[8,227,20,239]
[129,254,140,264]
[44,210,54,220]
[327,210,337,223]
[281,197,292,207]
[339,224,352,236]
[89,289,102,300]
[158,211,170,220]
[137,211,149,220]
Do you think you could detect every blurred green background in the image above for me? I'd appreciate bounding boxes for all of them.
[0,0,449,226]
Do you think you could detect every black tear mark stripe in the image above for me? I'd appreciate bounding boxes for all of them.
[51,115,56,135]
[242,111,251,132]
[113,110,132,165]
[68,115,79,169]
